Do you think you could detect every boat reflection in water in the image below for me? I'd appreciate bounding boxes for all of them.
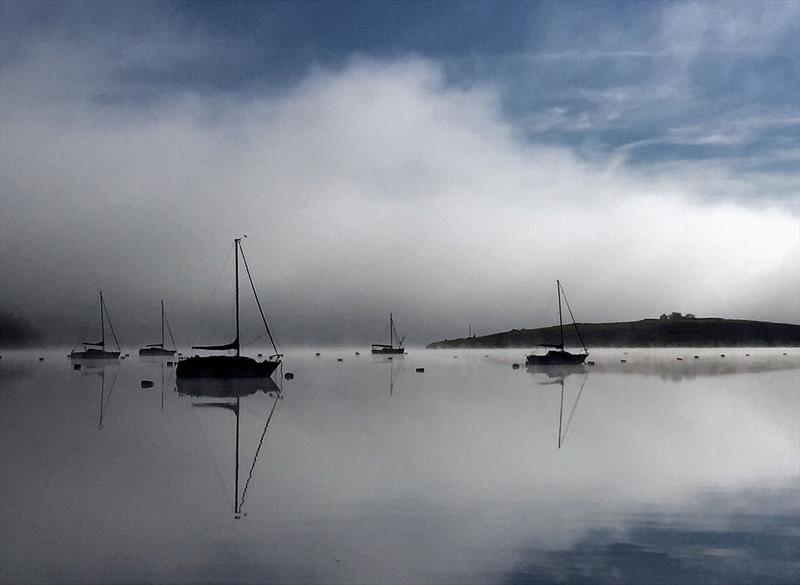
[175,376,279,398]
[76,362,120,428]
[536,371,588,449]
[175,376,282,518]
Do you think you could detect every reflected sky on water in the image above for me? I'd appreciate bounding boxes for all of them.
[1,348,798,584]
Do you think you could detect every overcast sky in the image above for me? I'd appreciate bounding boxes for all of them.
[1,0,798,346]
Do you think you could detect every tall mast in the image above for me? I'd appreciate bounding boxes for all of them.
[100,290,105,350]
[557,280,564,349]
[389,312,393,348]
[160,300,165,347]
[235,238,240,357]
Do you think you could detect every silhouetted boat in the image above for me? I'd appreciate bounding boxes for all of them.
[371,313,405,355]
[176,237,281,379]
[526,280,588,366]
[70,291,121,360]
[139,300,177,356]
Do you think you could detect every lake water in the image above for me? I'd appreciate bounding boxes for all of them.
[1,348,798,584]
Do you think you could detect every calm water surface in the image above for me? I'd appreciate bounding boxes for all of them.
[1,348,798,584]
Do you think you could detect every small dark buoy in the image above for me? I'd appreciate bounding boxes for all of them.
[73,363,81,371]
[125,353,130,357]
[315,352,320,357]
[720,354,726,358]
[258,353,263,358]
[676,357,683,361]
[453,356,458,359]
[337,358,343,362]
[140,380,154,388]
[355,351,360,356]
[387,356,393,361]
[745,353,750,357]
[38,357,45,361]
[284,372,294,380]
[620,359,627,363]
[694,355,699,359]
[416,367,424,373]
[166,361,174,367]
[587,361,596,366]
[783,352,788,355]
[512,363,520,369]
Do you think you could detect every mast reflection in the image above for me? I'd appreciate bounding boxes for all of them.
[175,377,282,517]
[536,371,588,449]
[77,362,120,429]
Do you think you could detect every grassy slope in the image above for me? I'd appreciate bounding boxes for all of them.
[427,318,800,348]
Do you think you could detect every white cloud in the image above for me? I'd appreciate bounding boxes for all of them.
[1,55,798,343]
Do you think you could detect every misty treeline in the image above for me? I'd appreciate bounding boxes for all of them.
[0,309,43,347]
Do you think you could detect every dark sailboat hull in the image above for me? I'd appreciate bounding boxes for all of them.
[371,347,405,355]
[70,349,120,360]
[176,356,280,379]
[526,350,588,366]
[138,347,176,357]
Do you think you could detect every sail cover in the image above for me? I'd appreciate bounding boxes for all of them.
[83,340,104,346]
[192,337,239,351]
[145,343,164,347]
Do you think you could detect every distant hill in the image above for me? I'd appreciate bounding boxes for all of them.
[0,310,43,347]
[427,316,800,349]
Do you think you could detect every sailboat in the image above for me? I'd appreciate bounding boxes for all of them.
[371,313,405,355]
[526,280,588,366]
[139,300,177,356]
[176,237,281,379]
[70,291,121,360]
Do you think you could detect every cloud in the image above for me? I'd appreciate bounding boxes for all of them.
[0,5,798,345]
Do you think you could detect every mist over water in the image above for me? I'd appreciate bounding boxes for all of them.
[1,348,798,584]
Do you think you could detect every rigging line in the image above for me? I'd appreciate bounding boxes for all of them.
[101,365,121,419]
[561,374,588,447]
[242,331,274,350]
[102,296,122,350]
[238,241,280,356]
[239,395,281,513]
[164,311,177,349]
[189,402,235,511]
[192,241,235,348]
[560,285,587,353]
